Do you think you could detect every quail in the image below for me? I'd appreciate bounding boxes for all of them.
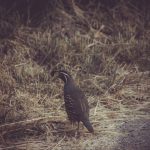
[51,70,94,133]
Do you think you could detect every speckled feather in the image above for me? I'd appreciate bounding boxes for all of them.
[52,70,94,133]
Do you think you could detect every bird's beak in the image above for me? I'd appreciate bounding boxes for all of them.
[51,70,59,81]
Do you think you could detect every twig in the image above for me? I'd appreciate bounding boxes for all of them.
[0,116,65,135]
[46,135,66,150]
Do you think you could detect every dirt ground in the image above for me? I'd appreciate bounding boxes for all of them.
[0,114,150,150]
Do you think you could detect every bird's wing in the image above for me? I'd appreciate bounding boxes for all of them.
[70,87,89,116]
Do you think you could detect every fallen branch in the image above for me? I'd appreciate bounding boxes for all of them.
[0,116,66,135]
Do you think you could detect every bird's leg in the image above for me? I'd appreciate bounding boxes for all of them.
[75,122,80,138]
[71,122,74,129]
[77,122,80,131]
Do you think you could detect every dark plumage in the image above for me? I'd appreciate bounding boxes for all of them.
[51,70,94,133]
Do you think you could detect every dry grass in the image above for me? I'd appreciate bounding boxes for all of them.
[0,0,150,149]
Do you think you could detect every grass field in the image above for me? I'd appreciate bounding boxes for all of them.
[0,0,150,149]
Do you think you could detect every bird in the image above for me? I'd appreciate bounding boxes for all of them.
[51,70,94,133]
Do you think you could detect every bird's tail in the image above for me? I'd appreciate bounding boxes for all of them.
[82,119,94,133]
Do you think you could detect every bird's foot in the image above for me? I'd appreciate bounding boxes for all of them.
[75,130,80,138]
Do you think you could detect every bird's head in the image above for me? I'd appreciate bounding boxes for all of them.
[51,70,72,84]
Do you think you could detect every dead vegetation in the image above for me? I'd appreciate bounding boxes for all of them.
[0,0,150,149]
